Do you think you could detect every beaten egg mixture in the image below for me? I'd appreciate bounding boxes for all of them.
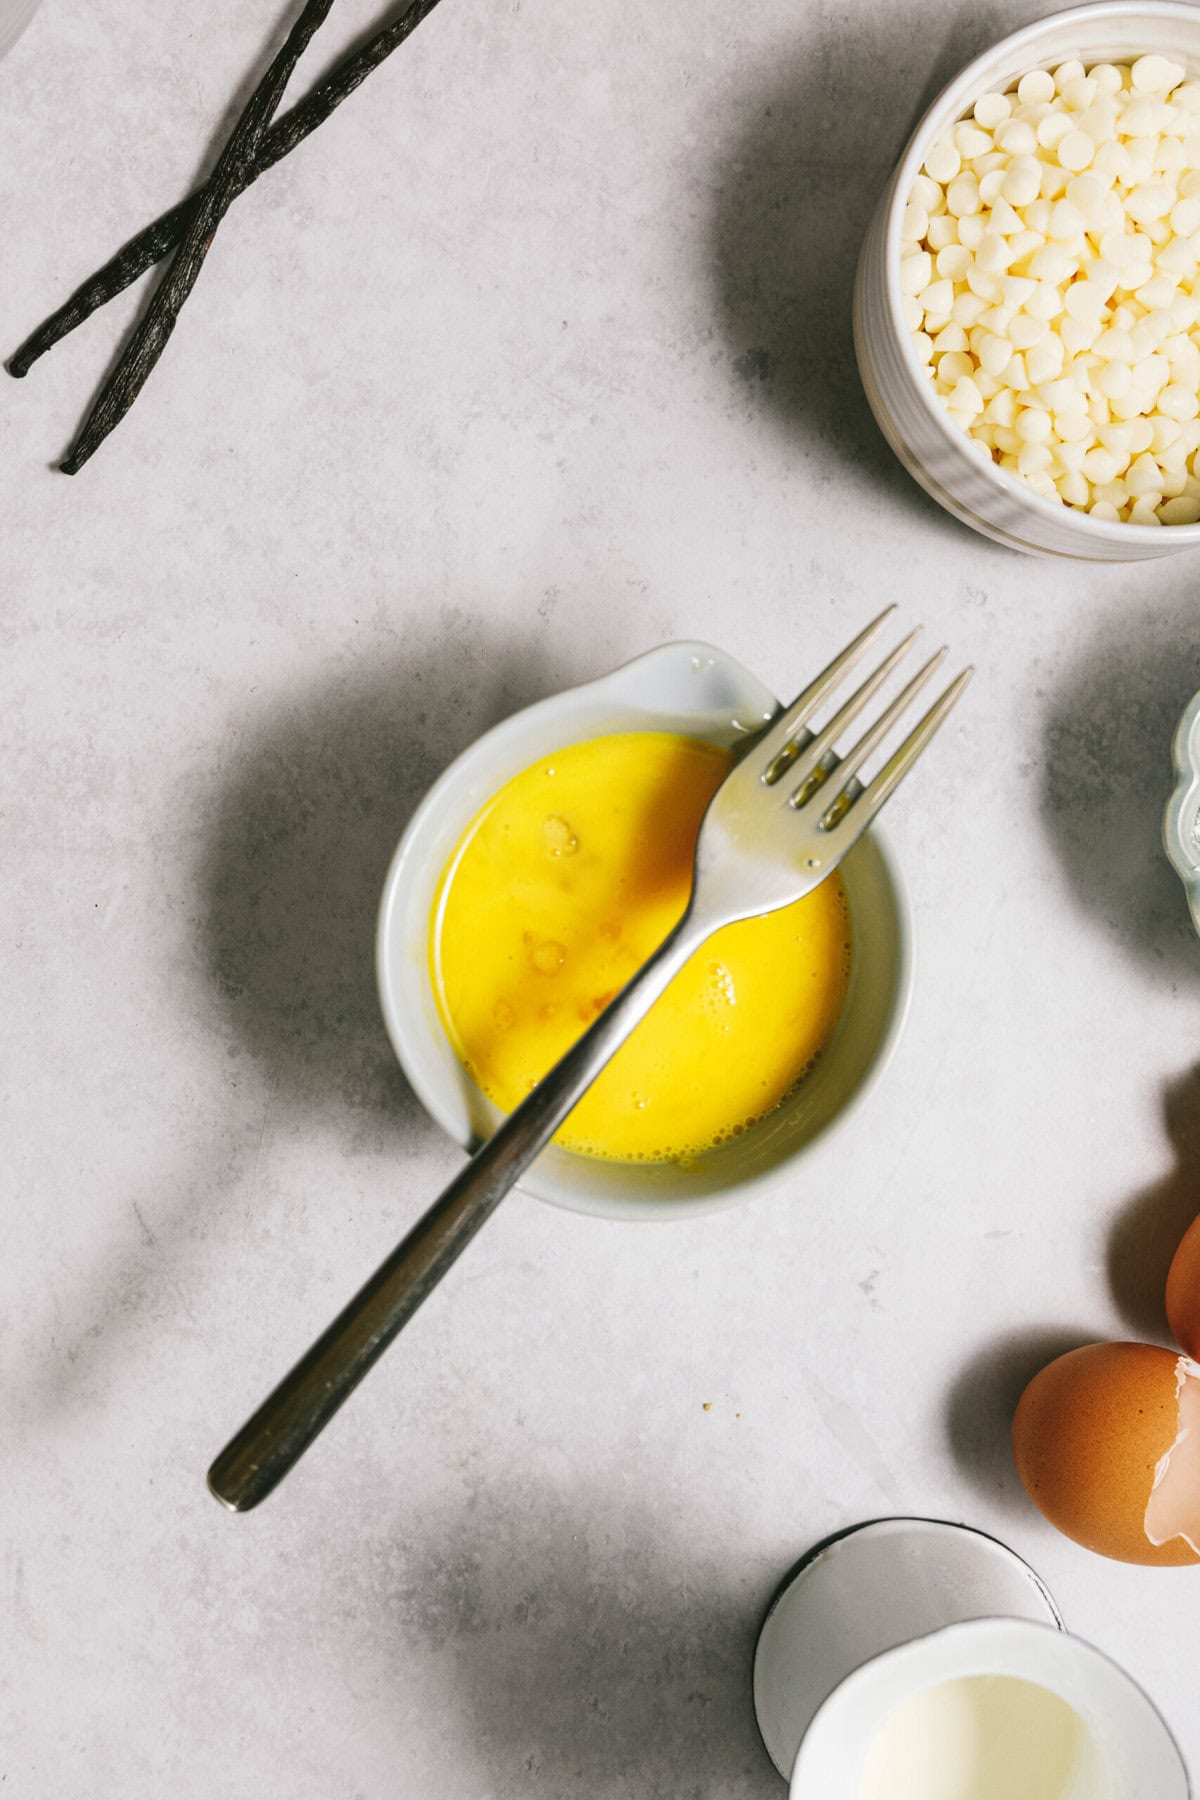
[430,731,851,1163]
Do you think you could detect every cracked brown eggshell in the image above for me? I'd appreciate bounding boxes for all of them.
[1012,1341,1200,1566]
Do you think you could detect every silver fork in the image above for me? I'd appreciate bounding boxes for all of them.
[208,610,971,1510]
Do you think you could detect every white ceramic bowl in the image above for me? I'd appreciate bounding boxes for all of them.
[855,0,1200,561]
[1164,687,1200,932]
[376,642,913,1222]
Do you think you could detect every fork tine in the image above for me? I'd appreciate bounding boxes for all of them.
[760,606,896,783]
[787,629,921,804]
[807,647,948,810]
[821,667,973,838]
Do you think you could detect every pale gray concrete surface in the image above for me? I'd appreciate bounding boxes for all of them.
[3,1,1199,1794]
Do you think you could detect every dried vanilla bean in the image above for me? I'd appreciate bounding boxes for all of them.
[8,0,443,380]
[60,0,336,473]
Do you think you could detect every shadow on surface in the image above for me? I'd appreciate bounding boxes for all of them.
[200,607,568,1133]
[1107,1065,1200,1342]
[707,0,1029,532]
[25,609,576,1422]
[1039,589,1200,986]
[944,1326,1096,1515]
[372,1484,779,1799]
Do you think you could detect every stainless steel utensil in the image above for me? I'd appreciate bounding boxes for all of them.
[208,609,970,1510]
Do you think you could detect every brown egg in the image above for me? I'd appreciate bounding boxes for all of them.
[1013,1342,1200,1566]
[1166,1211,1200,1363]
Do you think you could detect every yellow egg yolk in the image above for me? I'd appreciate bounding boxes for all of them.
[429,731,852,1163]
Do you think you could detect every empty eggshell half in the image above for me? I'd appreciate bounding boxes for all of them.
[1166,1211,1200,1363]
[1013,1341,1200,1566]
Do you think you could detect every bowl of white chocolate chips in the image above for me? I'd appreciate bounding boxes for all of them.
[855,0,1200,559]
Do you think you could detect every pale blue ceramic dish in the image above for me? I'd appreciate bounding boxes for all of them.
[1165,691,1200,936]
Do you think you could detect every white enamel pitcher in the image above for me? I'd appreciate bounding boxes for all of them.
[791,1617,1188,1798]
[753,1519,1189,1800]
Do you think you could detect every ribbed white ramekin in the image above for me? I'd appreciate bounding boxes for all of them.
[855,1,1200,560]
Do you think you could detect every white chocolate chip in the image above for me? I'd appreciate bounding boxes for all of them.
[1126,451,1163,493]
[1083,445,1121,482]
[1126,181,1176,223]
[924,142,960,183]
[1026,340,1065,383]
[921,277,956,317]
[903,201,930,238]
[1038,111,1074,150]
[1026,280,1066,321]
[950,375,985,413]
[1015,407,1052,441]
[938,350,974,385]
[1090,64,1124,95]
[1061,76,1099,111]
[1054,60,1086,91]
[901,251,933,295]
[1018,69,1056,105]
[934,322,969,352]
[976,333,1012,376]
[1122,96,1160,136]
[1057,129,1095,170]
[1064,280,1106,320]
[1095,360,1131,398]
[1160,382,1200,418]
[974,92,1012,129]
[1132,55,1185,95]
[1001,157,1042,205]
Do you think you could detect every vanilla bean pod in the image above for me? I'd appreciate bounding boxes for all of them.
[9,0,442,381]
[60,0,336,473]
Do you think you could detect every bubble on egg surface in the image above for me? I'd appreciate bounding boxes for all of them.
[529,938,566,975]
[1012,1342,1200,1565]
[701,961,737,1014]
[542,813,578,856]
[1167,1211,1200,1361]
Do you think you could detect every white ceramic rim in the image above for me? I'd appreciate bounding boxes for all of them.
[375,641,915,1222]
[883,0,1200,551]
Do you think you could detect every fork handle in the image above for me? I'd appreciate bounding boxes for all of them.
[207,908,708,1511]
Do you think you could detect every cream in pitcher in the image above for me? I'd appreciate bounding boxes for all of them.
[857,1675,1087,1800]
[753,1520,1189,1800]
[788,1619,1188,1800]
